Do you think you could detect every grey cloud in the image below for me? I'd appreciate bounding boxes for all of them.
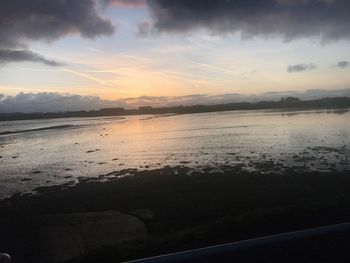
[287,63,316,73]
[0,49,64,67]
[0,0,114,65]
[137,21,152,37]
[336,61,349,68]
[102,0,146,7]
[0,0,114,49]
[0,93,111,113]
[146,0,350,41]
[2,89,350,113]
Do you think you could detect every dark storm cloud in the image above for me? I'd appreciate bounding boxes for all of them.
[0,50,64,67]
[146,0,350,41]
[336,61,349,68]
[287,63,316,73]
[2,89,350,113]
[0,0,114,65]
[0,0,114,48]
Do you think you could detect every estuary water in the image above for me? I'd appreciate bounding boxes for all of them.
[0,108,350,198]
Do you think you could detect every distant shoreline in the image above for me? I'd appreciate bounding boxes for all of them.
[1,96,350,122]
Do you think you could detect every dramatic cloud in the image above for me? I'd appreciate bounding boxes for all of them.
[0,0,114,65]
[287,63,316,73]
[0,49,64,67]
[0,0,114,48]
[1,89,350,113]
[336,61,349,68]
[146,0,350,41]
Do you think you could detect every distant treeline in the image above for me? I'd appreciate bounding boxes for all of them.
[1,96,350,121]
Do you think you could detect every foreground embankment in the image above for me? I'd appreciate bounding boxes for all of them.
[1,166,350,262]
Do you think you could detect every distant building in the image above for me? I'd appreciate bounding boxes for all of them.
[99,107,125,115]
[280,97,300,102]
[138,106,153,113]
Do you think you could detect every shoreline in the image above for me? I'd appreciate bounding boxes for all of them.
[2,165,350,262]
[1,97,350,122]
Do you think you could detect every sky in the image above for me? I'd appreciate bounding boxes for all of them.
[0,0,350,112]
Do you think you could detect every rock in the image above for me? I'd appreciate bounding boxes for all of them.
[7,211,147,263]
[129,209,154,221]
[86,149,100,153]
[0,253,11,263]
[21,178,32,182]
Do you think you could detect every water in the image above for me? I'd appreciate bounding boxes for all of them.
[1,109,350,198]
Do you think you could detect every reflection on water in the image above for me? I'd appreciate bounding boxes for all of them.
[0,108,350,198]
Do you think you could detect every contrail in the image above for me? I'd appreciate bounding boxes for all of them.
[19,67,114,87]
[62,67,113,86]
[183,58,254,79]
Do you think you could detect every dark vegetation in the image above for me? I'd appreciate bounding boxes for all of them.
[1,96,350,121]
[1,166,350,262]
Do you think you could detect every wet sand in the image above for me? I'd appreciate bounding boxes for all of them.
[1,109,350,199]
[2,165,350,262]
